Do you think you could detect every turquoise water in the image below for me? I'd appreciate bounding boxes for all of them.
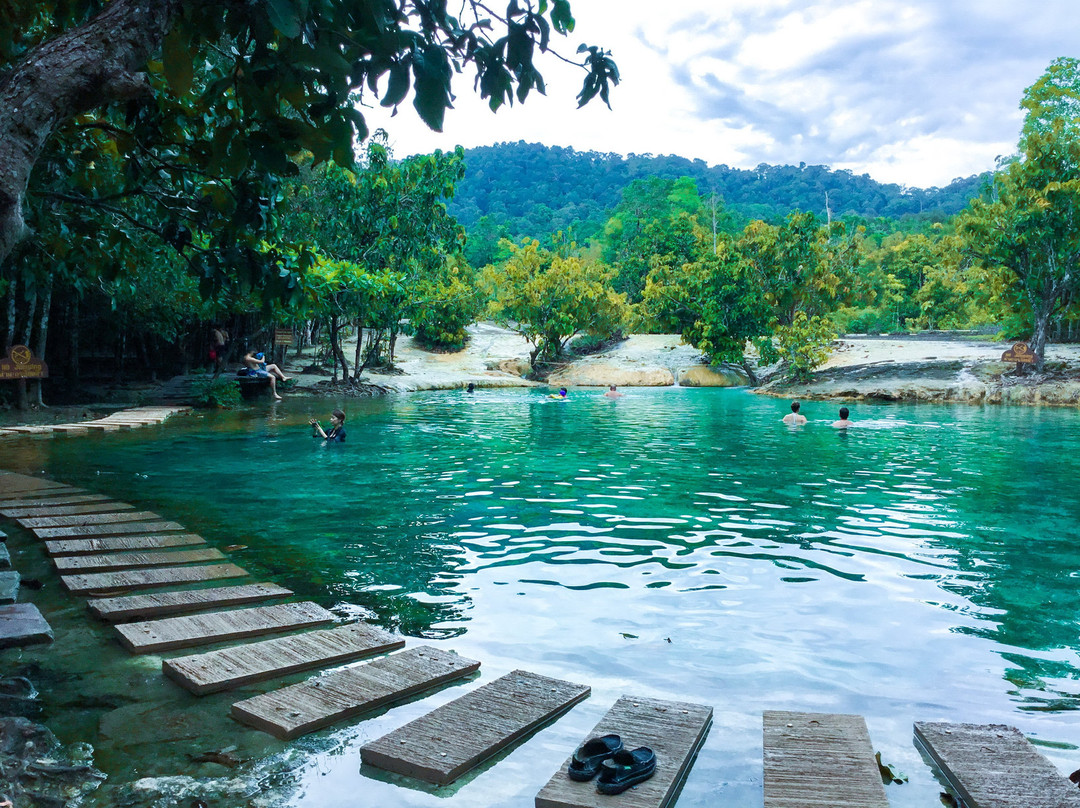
[3,388,1080,806]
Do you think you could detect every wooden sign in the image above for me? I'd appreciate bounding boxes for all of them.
[1001,342,1036,364]
[0,345,47,380]
[273,328,294,347]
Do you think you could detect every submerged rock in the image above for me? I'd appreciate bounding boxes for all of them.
[0,716,105,807]
[548,362,675,387]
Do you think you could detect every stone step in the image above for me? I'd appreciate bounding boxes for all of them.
[0,604,53,649]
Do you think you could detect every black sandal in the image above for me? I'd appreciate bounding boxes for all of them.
[596,746,656,794]
[567,734,623,781]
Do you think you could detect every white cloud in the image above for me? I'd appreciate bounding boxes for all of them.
[361,0,1080,187]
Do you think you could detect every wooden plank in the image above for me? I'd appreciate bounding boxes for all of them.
[48,425,90,433]
[88,582,292,622]
[17,509,163,528]
[2,501,135,518]
[762,711,888,808]
[0,603,53,649]
[0,493,107,510]
[231,645,480,740]
[363,670,590,786]
[2,426,55,434]
[54,546,225,573]
[0,477,71,495]
[45,533,206,557]
[535,696,713,808]
[62,563,248,594]
[165,622,404,695]
[80,423,129,431]
[114,601,334,654]
[34,520,185,539]
[0,486,86,503]
[914,721,1080,808]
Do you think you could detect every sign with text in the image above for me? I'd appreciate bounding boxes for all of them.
[1001,342,1036,364]
[273,328,294,347]
[0,345,47,379]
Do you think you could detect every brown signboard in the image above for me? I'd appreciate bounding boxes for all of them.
[0,345,47,380]
[273,328,294,347]
[1001,342,1036,364]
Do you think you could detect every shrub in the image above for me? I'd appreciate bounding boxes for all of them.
[775,312,836,382]
[194,375,242,408]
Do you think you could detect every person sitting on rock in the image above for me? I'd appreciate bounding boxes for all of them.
[243,350,290,401]
[782,400,807,425]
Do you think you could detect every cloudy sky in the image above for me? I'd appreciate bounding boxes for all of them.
[361,0,1079,189]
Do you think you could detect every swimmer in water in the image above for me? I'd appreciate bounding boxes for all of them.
[549,387,568,400]
[782,400,807,425]
[604,385,623,399]
[831,406,853,428]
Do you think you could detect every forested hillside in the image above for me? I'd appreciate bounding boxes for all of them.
[450,142,990,250]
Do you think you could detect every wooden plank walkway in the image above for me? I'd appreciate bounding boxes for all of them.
[535,696,713,808]
[62,563,249,594]
[53,546,225,573]
[4,501,136,518]
[114,601,334,654]
[34,520,186,539]
[914,721,1080,808]
[762,711,888,808]
[17,509,163,528]
[363,670,590,786]
[0,603,53,649]
[0,477,72,496]
[45,533,206,557]
[0,486,86,502]
[88,582,292,622]
[231,645,480,740]
[0,496,123,516]
[165,622,404,694]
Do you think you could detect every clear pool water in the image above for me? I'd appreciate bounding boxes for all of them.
[3,387,1080,806]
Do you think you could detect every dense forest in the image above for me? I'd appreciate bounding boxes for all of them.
[2,0,1080,408]
[450,143,990,263]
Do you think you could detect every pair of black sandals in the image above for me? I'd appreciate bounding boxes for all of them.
[567,733,656,795]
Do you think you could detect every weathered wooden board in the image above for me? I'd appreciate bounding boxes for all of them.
[914,721,1080,808]
[115,601,334,654]
[0,486,85,503]
[0,493,108,510]
[363,670,590,786]
[89,582,292,623]
[45,533,206,557]
[48,424,90,433]
[18,509,163,528]
[0,603,53,649]
[34,520,185,539]
[2,501,135,518]
[1,426,55,434]
[62,563,248,594]
[0,476,71,495]
[762,711,888,808]
[535,696,713,808]
[80,423,129,431]
[54,546,225,573]
[165,622,404,695]
[231,645,480,740]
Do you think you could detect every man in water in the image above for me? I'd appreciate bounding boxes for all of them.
[831,406,853,428]
[549,387,568,400]
[310,409,346,442]
[604,384,623,399]
[782,400,807,425]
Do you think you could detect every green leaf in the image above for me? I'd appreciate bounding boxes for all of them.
[266,0,302,38]
[162,25,194,96]
[382,62,411,108]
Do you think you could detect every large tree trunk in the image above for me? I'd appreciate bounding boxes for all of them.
[0,0,181,265]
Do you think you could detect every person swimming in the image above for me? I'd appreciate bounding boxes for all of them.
[831,406,853,428]
[604,385,623,399]
[549,387,568,400]
[782,400,807,425]
[310,409,346,442]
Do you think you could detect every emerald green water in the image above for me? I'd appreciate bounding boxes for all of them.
[4,388,1080,806]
